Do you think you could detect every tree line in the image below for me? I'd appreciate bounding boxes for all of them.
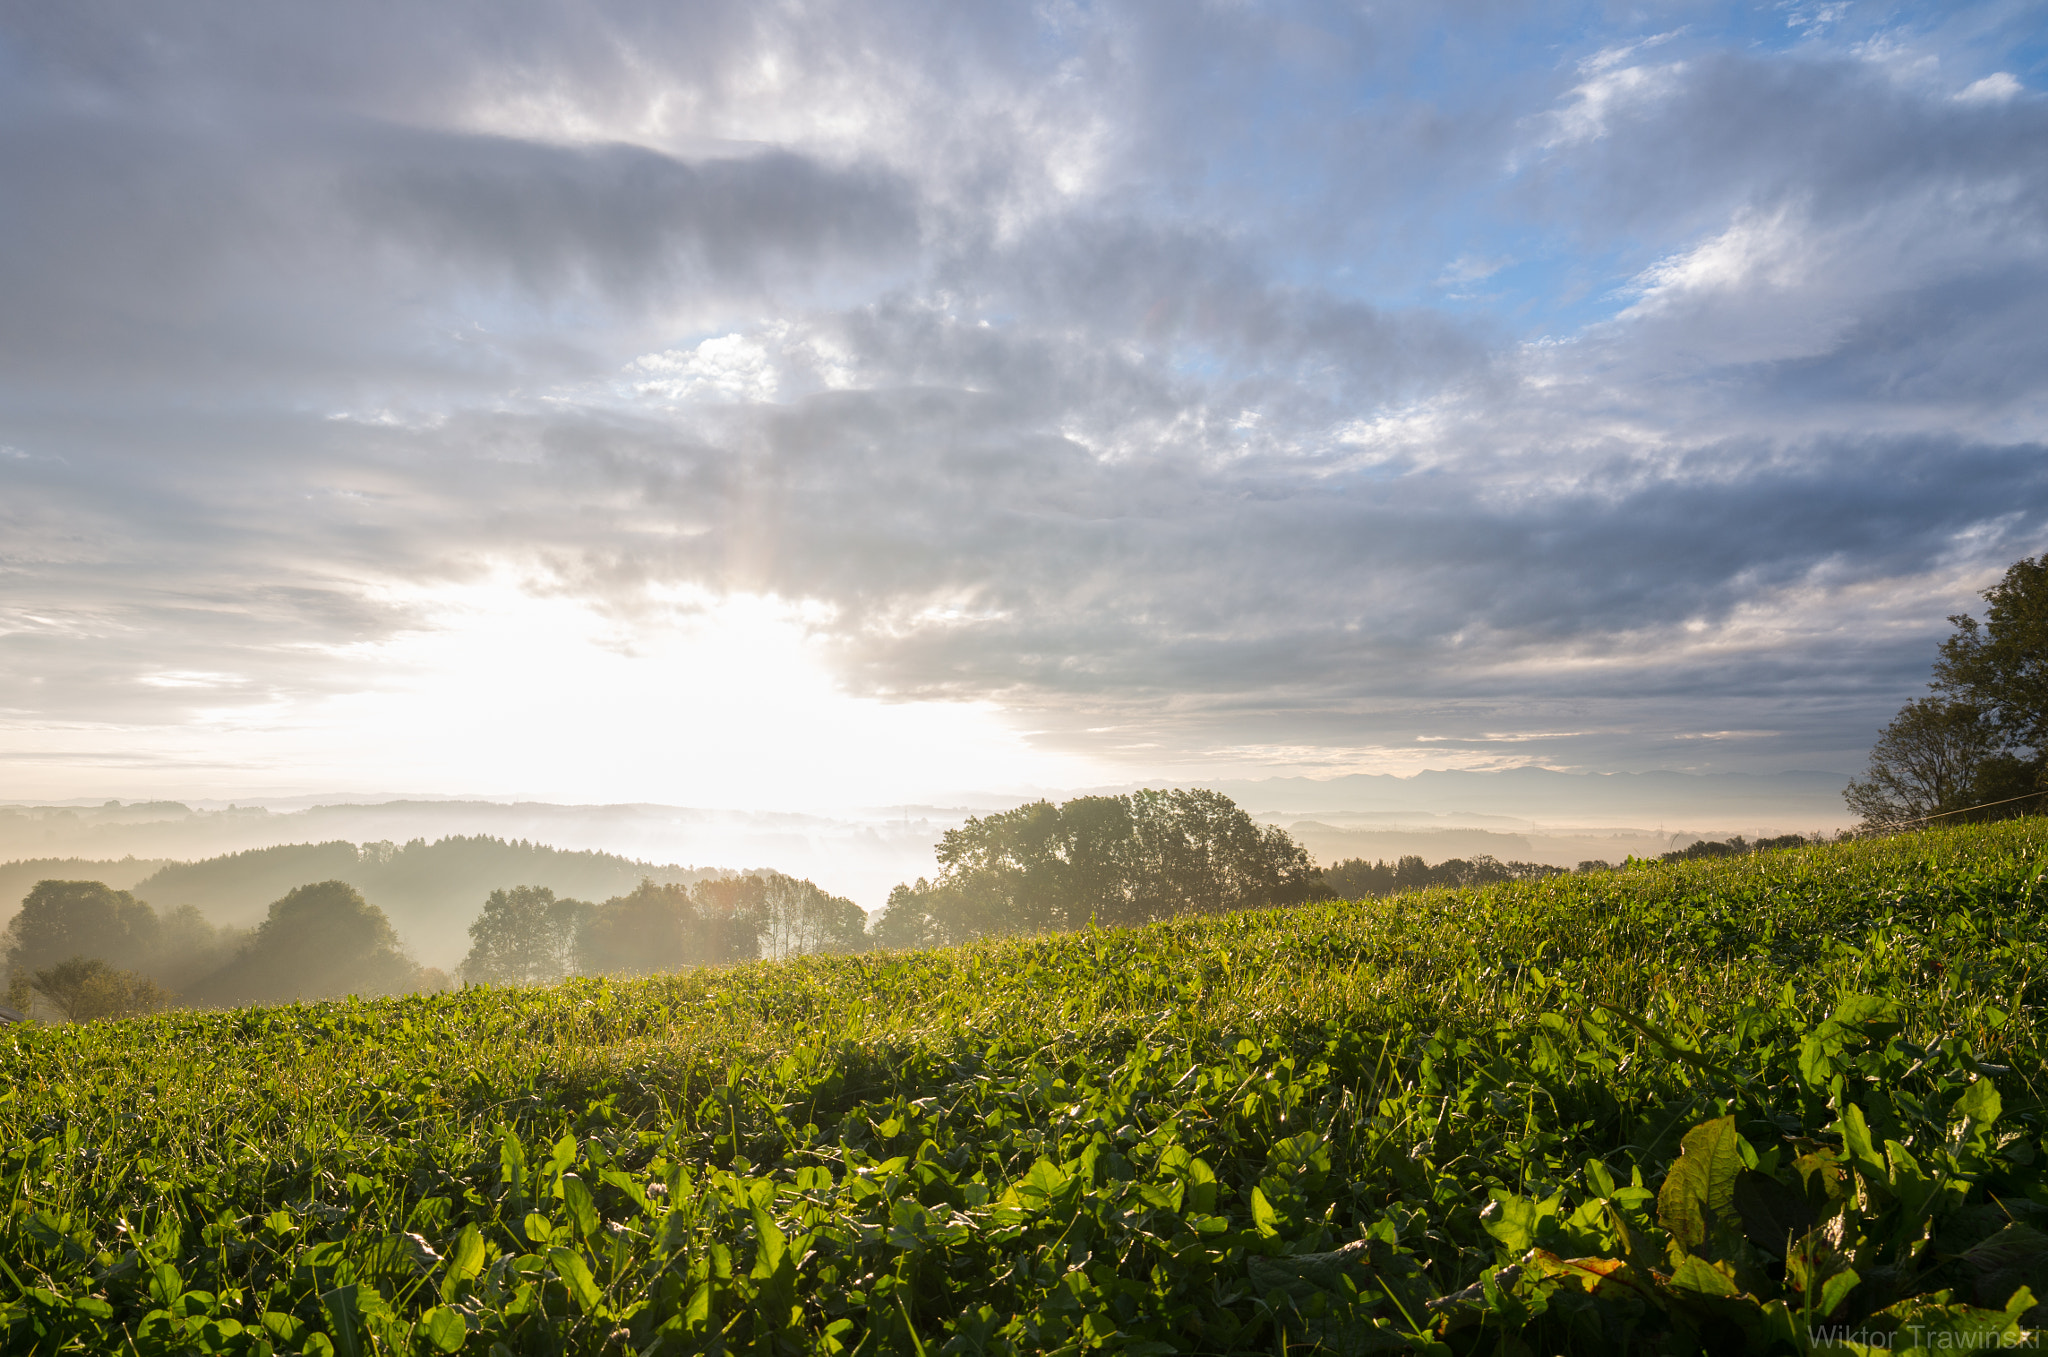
[17,784,1783,1021]
[2,867,863,1022]
[2,879,435,1021]
[454,873,867,986]
[1847,553,2048,830]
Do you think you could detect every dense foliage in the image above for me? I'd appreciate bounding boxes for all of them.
[499,874,866,985]
[3,820,2046,1354]
[1849,551,2048,828]
[1319,853,1565,898]
[874,789,1319,946]
[183,882,426,1009]
[132,837,719,966]
[5,880,424,1015]
[5,881,243,1017]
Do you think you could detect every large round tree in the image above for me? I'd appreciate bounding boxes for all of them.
[3,880,161,980]
[874,789,1318,945]
[1848,554,2048,829]
[186,880,419,1006]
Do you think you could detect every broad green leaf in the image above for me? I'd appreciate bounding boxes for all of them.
[498,1125,527,1198]
[362,1232,438,1280]
[1021,1157,1069,1205]
[148,1262,182,1309]
[1819,1267,1861,1318]
[1798,1031,1840,1090]
[319,1285,364,1357]
[547,1247,604,1315]
[1481,1193,1542,1253]
[600,1166,652,1214]
[1958,1223,2048,1311]
[1184,1156,1219,1214]
[1668,1254,1740,1297]
[751,1204,790,1278]
[1840,1104,1890,1185]
[1866,1283,2033,1355]
[1584,1158,1619,1200]
[561,1175,599,1241]
[1957,1076,2002,1128]
[440,1225,486,1303]
[1884,1139,1937,1239]
[1831,994,1902,1031]
[1791,1146,1849,1204]
[417,1307,466,1354]
[260,1312,307,1344]
[1249,1186,1281,1239]
[684,1279,713,1333]
[1656,1116,1743,1253]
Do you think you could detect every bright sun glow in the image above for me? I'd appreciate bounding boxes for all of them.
[11,576,1113,807]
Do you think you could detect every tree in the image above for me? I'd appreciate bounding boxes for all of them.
[29,956,173,1023]
[1935,554,2048,758]
[755,873,868,959]
[153,904,245,991]
[1847,555,2048,831]
[457,886,591,986]
[689,875,776,964]
[574,880,703,976]
[1122,789,1317,924]
[185,881,420,1007]
[1844,697,2007,830]
[3,880,161,980]
[1315,854,1564,899]
[876,789,1319,946]
[565,872,860,975]
[871,879,955,950]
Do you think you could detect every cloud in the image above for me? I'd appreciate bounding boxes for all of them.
[1956,72,2024,104]
[0,0,2043,793]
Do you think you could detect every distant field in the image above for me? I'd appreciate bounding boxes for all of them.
[4,822,2045,1354]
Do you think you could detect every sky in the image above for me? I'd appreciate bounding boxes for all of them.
[1,0,2045,810]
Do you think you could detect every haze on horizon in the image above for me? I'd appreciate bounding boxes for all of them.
[2,1,2045,812]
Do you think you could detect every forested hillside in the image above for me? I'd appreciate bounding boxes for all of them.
[132,837,720,967]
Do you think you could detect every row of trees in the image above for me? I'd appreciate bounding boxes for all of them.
[3,878,430,1020]
[455,872,867,985]
[1320,854,1567,898]
[1657,833,1816,863]
[3,868,869,1019]
[1848,553,2048,829]
[21,783,1742,1018]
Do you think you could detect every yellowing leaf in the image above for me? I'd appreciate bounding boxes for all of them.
[1656,1116,1743,1253]
[1668,1254,1740,1297]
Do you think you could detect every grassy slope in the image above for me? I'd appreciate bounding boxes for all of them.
[2,822,2045,1354]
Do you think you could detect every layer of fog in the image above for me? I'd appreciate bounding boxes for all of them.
[0,768,1852,951]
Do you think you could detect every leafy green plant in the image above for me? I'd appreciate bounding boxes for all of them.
[3,819,2046,1353]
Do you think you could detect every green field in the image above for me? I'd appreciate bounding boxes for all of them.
[4,822,2046,1355]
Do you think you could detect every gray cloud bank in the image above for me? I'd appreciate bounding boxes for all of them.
[1,0,2045,787]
